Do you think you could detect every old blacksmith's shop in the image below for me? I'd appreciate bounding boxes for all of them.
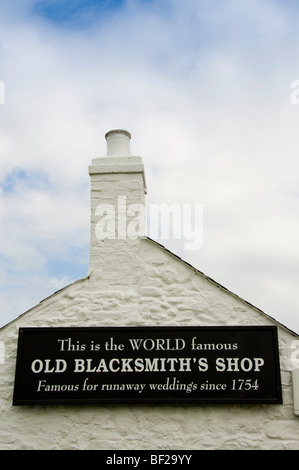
[0,129,299,450]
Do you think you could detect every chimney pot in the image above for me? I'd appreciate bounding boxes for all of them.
[105,129,131,156]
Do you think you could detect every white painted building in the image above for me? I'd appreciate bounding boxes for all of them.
[0,130,299,450]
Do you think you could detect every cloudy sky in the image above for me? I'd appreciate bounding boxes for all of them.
[0,0,299,333]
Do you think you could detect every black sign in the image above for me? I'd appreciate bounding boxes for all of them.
[13,326,282,405]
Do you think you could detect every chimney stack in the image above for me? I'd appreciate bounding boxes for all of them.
[88,130,147,273]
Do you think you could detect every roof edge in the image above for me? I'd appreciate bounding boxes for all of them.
[1,237,298,338]
[143,237,299,338]
[0,274,91,332]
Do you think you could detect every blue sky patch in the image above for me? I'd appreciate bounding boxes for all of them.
[1,168,50,194]
[32,0,128,27]
[1,169,28,193]
[47,254,89,281]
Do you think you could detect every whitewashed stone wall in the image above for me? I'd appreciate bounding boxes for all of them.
[0,236,298,450]
[1,130,298,449]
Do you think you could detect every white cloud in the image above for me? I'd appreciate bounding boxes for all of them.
[0,0,299,332]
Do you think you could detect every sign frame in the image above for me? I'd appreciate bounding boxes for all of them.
[13,326,282,406]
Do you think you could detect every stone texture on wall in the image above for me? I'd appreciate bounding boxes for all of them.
[0,237,298,450]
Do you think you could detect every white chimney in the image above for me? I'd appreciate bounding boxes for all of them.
[88,130,147,274]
